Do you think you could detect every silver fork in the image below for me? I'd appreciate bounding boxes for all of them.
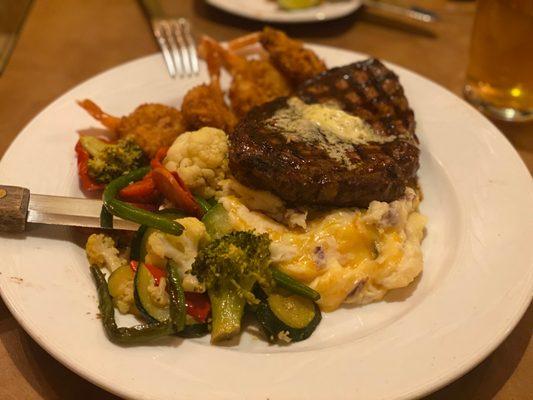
[152,18,199,78]
[138,0,199,78]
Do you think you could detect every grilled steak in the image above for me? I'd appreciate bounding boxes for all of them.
[229,58,420,208]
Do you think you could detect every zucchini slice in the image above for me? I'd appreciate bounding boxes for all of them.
[134,263,169,322]
[134,261,210,335]
[108,265,134,298]
[255,293,321,343]
[130,225,148,262]
[138,226,156,264]
[201,203,232,240]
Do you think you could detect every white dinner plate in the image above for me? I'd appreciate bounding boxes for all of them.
[0,45,532,400]
[206,0,361,23]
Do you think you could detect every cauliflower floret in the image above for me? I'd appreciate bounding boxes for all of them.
[85,234,127,273]
[164,127,229,198]
[144,217,207,292]
[147,277,169,308]
[114,279,134,314]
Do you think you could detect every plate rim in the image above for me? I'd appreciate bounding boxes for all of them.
[0,44,532,400]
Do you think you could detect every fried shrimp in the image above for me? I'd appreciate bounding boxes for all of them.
[78,100,187,157]
[229,58,292,117]
[229,27,327,86]
[260,27,327,85]
[181,39,238,132]
[117,104,187,157]
[199,36,291,118]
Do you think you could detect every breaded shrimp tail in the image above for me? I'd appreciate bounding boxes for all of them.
[181,36,238,132]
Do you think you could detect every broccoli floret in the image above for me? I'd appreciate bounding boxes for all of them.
[79,136,146,184]
[191,231,272,342]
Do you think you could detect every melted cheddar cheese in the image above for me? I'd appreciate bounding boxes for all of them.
[218,188,426,312]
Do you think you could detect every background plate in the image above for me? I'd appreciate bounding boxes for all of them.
[205,0,361,23]
[0,45,532,400]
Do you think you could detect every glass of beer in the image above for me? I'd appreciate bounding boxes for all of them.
[464,0,533,122]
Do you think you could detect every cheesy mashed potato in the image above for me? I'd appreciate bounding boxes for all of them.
[219,188,426,312]
[163,127,427,312]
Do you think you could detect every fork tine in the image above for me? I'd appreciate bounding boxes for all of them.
[171,20,192,77]
[164,20,185,78]
[188,41,199,76]
[151,18,198,79]
[152,21,176,78]
[178,18,199,76]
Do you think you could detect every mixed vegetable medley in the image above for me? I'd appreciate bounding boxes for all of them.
[78,137,322,345]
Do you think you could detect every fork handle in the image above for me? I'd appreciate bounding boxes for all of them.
[0,185,30,233]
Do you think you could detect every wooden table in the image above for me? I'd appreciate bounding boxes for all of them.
[0,1,531,399]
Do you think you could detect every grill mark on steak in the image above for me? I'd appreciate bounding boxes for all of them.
[229,58,420,208]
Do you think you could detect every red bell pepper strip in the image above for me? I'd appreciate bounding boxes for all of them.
[151,147,169,170]
[75,140,105,192]
[152,167,202,218]
[130,260,139,272]
[149,147,202,217]
[144,263,166,286]
[118,172,161,204]
[117,147,168,205]
[185,292,211,322]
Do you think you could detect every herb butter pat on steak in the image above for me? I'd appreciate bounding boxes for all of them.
[266,97,395,169]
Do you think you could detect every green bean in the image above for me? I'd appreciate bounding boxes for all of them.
[102,167,184,236]
[194,196,212,215]
[100,205,114,229]
[176,323,209,338]
[156,208,187,219]
[166,260,186,332]
[106,200,184,235]
[272,267,321,301]
[90,267,173,344]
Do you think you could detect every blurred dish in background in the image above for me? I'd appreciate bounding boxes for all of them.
[464,0,533,121]
[205,0,362,23]
[277,0,323,10]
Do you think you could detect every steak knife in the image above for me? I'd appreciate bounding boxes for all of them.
[0,185,139,233]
